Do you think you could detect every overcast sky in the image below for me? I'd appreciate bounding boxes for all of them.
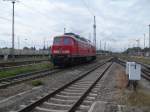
[0,0,150,52]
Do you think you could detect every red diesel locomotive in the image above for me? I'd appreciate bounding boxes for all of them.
[51,33,96,66]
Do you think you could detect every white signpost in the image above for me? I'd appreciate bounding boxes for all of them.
[129,63,141,80]
[126,62,135,75]
[126,62,141,91]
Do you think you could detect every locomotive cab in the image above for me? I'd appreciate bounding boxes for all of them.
[51,36,75,66]
[51,33,96,67]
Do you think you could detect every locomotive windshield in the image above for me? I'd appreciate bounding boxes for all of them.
[53,37,61,44]
[64,37,74,45]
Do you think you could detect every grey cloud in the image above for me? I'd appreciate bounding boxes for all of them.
[0,0,150,51]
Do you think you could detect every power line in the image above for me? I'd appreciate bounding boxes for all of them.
[0,16,11,21]
[80,0,95,16]
[20,2,51,20]
[0,15,34,29]
[19,2,70,34]
[149,24,150,56]
[19,3,56,31]
[144,33,145,48]
[49,0,93,34]
[1,2,55,49]
[3,0,17,60]
[49,0,78,33]
[80,0,97,49]
[0,9,53,37]
[2,2,58,33]
[93,16,96,48]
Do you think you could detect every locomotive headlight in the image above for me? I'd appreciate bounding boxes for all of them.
[53,50,70,54]
[62,50,70,53]
[53,50,59,53]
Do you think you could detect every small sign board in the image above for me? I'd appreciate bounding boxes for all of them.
[129,63,141,80]
[126,62,135,75]
[4,55,8,61]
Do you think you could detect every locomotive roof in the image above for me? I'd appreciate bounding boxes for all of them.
[64,33,92,44]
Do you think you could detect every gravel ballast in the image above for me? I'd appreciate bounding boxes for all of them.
[0,60,105,112]
[91,62,150,112]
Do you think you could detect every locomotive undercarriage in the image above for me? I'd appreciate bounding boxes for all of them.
[51,55,96,67]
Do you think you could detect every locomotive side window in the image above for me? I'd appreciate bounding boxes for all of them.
[64,37,70,45]
[53,37,61,44]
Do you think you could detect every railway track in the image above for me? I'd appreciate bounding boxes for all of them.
[0,58,112,89]
[0,68,61,89]
[116,58,150,81]
[141,69,150,81]
[137,62,150,70]
[10,61,112,112]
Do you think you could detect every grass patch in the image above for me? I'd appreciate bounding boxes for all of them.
[31,80,43,86]
[0,57,49,63]
[118,90,150,112]
[119,55,150,65]
[0,62,53,79]
[126,91,150,107]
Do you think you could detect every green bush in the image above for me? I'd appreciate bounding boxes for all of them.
[31,80,43,86]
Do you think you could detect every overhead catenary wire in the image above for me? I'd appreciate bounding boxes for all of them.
[3,1,59,32]
[80,0,95,16]
[0,1,57,49]
[49,0,79,33]
[80,0,97,47]
[48,0,93,34]
[20,2,51,20]
[19,1,73,34]
[18,3,56,32]
[80,0,117,51]
[1,1,93,37]
[0,16,11,22]
[0,6,38,30]
[0,2,54,36]
[1,0,96,48]
[0,16,35,30]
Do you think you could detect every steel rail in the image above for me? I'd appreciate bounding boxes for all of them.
[0,58,112,89]
[116,58,150,81]
[0,68,61,89]
[17,61,112,112]
[68,62,112,112]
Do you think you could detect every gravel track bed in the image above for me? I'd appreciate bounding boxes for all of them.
[0,60,104,112]
[96,62,121,103]
[31,62,111,112]
[94,62,150,112]
[88,62,120,112]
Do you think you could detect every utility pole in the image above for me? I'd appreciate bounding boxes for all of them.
[88,33,91,42]
[3,0,17,60]
[149,25,150,56]
[100,40,101,51]
[136,39,140,56]
[104,42,106,55]
[136,39,140,48]
[144,33,145,48]
[43,38,46,50]
[64,28,66,34]
[104,42,106,51]
[105,42,106,51]
[93,16,96,49]
[17,37,20,49]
